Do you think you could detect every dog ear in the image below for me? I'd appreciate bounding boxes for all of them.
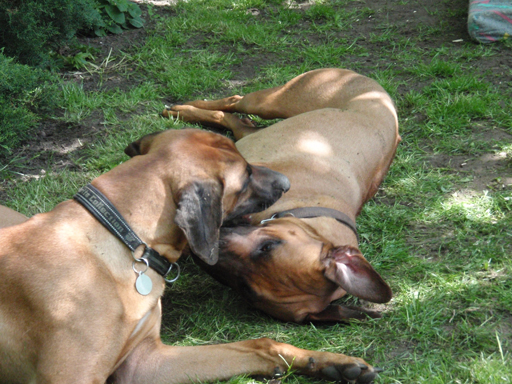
[174,181,223,265]
[124,132,161,157]
[323,246,392,303]
[124,140,142,157]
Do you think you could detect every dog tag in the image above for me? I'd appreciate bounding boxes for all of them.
[135,272,152,296]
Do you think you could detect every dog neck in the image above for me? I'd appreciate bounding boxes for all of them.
[300,216,359,248]
[74,184,178,280]
[87,156,187,265]
[261,207,358,242]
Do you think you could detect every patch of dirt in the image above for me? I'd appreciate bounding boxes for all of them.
[427,150,512,192]
[1,0,511,201]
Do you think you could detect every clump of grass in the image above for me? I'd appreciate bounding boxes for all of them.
[0,53,61,156]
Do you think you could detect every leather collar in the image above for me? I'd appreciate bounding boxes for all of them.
[74,184,178,280]
[262,207,359,242]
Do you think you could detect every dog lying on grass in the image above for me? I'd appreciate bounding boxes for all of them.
[164,68,400,324]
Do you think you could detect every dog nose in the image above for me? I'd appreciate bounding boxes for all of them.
[274,172,290,193]
[253,165,290,194]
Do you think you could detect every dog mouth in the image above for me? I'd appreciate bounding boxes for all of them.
[223,199,276,227]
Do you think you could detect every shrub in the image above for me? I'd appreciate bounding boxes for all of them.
[0,0,102,67]
[0,53,60,155]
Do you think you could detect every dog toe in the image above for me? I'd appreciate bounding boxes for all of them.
[321,362,380,383]
[357,369,378,384]
[320,365,344,381]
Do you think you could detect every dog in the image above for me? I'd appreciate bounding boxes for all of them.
[164,68,401,324]
[0,128,382,384]
[0,205,28,229]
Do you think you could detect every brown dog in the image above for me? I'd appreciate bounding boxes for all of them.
[0,128,381,384]
[164,68,401,324]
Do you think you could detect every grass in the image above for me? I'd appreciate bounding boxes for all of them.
[1,0,512,383]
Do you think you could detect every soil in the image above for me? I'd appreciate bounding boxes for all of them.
[1,0,511,199]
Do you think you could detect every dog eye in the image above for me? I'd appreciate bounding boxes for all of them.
[260,242,274,253]
[251,239,281,260]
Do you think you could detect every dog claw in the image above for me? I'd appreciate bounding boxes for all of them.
[273,366,284,377]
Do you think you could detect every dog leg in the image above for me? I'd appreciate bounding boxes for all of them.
[163,83,300,140]
[163,104,260,140]
[113,337,380,384]
[164,68,370,126]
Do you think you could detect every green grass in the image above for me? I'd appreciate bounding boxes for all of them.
[1,0,511,383]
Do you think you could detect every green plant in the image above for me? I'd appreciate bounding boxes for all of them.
[93,0,144,36]
[0,0,102,68]
[57,44,99,70]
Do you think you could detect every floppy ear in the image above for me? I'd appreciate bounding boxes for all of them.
[174,181,223,265]
[124,132,161,157]
[323,246,392,303]
[124,140,142,157]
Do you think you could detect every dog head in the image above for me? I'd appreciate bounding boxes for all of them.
[125,129,290,265]
[194,216,391,323]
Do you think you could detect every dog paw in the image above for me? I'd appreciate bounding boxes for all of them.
[162,105,177,118]
[239,116,258,128]
[320,362,382,383]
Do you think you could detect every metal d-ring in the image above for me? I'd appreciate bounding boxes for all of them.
[132,242,148,262]
[132,257,149,275]
[260,212,295,225]
[260,213,278,225]
[164,262,181,283]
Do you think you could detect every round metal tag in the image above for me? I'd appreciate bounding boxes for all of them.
[135,273,153,296]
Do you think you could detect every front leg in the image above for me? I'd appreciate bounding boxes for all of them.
[113,337,380,384]
[163,104,259,140]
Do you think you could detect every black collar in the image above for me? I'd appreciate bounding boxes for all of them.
[262,207,359,242]
[74,184,176,279]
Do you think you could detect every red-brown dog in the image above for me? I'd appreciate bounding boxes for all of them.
[0,128,381,384]
[164,68,401,324]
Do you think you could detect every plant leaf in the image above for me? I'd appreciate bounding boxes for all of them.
[94,27,107,37]
[107,23,123,34]
[127,3,142,18]
[114,0,128,13]
[129,17,144,28]
[105,5,126,24]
